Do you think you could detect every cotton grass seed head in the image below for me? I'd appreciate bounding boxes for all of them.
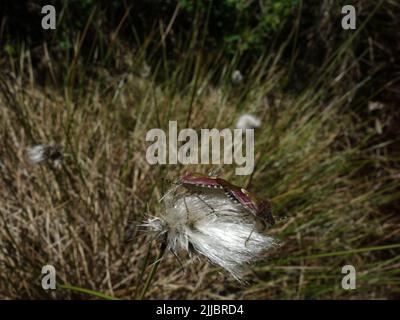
[26,143,64,169]
[235,114,261,130]
[231,70,244,85]
[144,184,278,280]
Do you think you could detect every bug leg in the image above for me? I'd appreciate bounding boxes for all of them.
[245,216,268,247]
[183,195,211,228]
[185,189,216,214]
[245,225,255,247]
[196,193,216,214]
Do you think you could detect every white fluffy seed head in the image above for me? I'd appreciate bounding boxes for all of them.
[231,70,244,85]
[141,62,151,78]
[26,145,47,164]
[144,187,277,280]
[235,114,261,130]
[26,144,64,169]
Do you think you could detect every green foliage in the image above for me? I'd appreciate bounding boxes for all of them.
[178,0,299,53]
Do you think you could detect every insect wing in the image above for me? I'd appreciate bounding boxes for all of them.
[228,187,275,226]
[229,188,259,214]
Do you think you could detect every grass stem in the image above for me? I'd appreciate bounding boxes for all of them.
[139,243,167,300]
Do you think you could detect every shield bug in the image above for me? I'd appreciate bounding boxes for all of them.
[179,172,275,226]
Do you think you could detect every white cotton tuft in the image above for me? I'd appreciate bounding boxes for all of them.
[231,70,244,85]
[26,144,64,168]
[26,145,48,164]
[235,114,261,130]
[141,62,151,78]
[144,187,277,280]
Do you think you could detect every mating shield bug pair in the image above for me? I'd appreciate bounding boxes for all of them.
[179,172,275,227]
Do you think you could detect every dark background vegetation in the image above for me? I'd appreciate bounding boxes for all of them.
[1,1,399,139]
[1,1,399,84]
